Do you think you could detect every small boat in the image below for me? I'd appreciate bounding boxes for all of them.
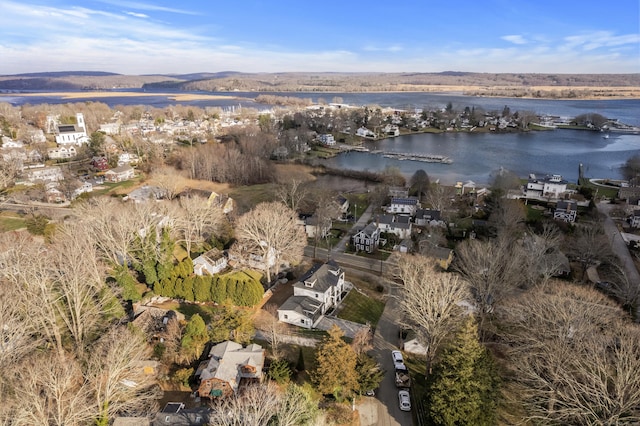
[603,133,609,139]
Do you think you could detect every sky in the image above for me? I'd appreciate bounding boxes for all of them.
[1,0,639,75]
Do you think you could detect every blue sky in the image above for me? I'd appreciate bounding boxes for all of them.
[1,0,639,75]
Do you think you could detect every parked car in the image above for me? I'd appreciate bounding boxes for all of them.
[391,350,405,369]
[398,390,411,412]
[365,389,375,396]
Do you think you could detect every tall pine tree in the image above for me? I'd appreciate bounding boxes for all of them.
[312,325,358,401]
[427,317,500,426]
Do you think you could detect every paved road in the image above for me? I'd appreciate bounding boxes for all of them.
[597,201,640,320]
[358,273,413,426]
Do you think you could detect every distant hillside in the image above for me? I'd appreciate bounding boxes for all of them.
[140,71,640,95]
[0,74,183,90]
[5,71,121,78]
[1,71,638,99]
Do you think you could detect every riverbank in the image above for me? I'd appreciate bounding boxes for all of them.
[15,91,251,102]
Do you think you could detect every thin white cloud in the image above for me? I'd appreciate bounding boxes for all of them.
[502,35,527,45]
[563,31,640,51]
[125,11,148,18]
[96,0,198,15]
[363,44,404,52]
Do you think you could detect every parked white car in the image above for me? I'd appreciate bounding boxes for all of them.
[398,390,411,412]
[391,350,405,369]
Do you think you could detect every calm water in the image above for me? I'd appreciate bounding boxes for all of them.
[324,130,640,185]
[2,90,639,184]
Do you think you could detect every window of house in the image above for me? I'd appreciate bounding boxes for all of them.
[315,293,319,298]
[284,314,288,319]
[300,319,305,324]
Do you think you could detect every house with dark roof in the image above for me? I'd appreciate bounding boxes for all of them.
[352,222,381,253]
[55,113,89,146]
[386,197,420,215]
[195,341,264,398]
[376,214,412,239]
[525,174,569,199]
[415,209,444,227]
[553,200,578,223]
[277,260,346,329]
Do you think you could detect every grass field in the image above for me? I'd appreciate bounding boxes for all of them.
[0,214,25,232]
[337,288,385,327]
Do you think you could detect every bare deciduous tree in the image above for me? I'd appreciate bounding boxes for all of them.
[233,202,306,282]
[86,326,160,422]
[500,283,640,424]
[258,303,286,359]
[396,254,470,374]
[208,382,281,426]
[454,234,527,333]
[275,178,308,213]
[13,352,94,426]
[173,195,226,255]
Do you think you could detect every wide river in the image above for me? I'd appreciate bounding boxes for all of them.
[3,90,639,185]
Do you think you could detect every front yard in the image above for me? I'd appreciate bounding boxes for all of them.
[336,288,385,327]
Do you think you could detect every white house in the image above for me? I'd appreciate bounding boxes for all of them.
[25,166,64,183]
[304,215,332,239]
[318,134,336,146]
[376,215,412,239]
[55,113,89,146]
[0,137,23,149]
[48,145,77,159]
[382,124,400,137]
[525,174,568,199]
[386,197,420,215]
[117,152,139,166]
[278,261,346,329]
[193,248,228,276]
[72,182,93,199]
[356,127,376,138]
[104,165,135,182]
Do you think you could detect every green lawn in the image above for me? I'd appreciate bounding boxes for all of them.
[337,288,385,327]
[228,183,279,213]
[0,215,26,232]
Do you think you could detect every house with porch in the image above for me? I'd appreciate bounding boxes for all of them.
[277,260,347,329]
[553,200,578,223]
[195,341,264,398]
[352,222,381,253]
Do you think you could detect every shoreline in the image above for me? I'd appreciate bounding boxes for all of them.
[8,88,640,101]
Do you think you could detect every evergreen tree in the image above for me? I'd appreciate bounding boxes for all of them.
[193,276,211,302]
[427,317,500,426]
[355,353,384,395]
[180,314,208,362]
[312,325,358,401]
[113,265,142,302]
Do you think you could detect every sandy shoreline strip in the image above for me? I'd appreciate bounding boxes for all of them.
[15,91,247,101]
[12,87,640,101]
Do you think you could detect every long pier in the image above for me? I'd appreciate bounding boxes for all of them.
[381,151,453,164]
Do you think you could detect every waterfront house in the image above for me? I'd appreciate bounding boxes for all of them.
[318,133,336,146]
[277,260,346,329]
[525,174,568,199]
